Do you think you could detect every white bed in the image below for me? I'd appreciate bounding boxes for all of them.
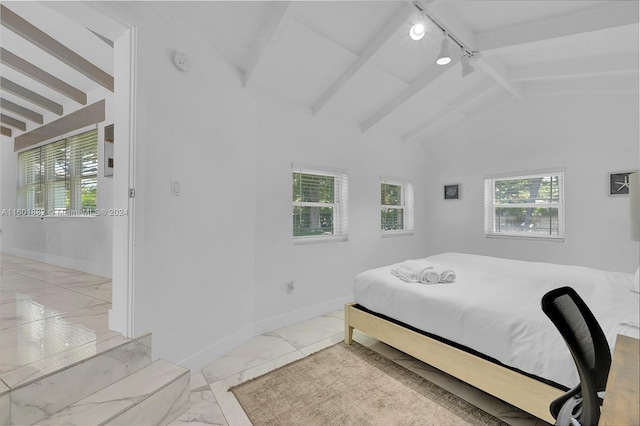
[348,252,639,420]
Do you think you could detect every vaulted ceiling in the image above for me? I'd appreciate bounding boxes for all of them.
[1,1,638,143]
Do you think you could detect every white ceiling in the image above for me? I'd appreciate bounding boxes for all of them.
[1,0,638,142]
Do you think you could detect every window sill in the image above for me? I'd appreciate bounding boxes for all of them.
[382,230,414,238]
[485,233,564,243]
[293,235,348,245]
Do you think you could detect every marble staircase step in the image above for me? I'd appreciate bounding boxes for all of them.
[35,359,191,425]
[7,334,152,425]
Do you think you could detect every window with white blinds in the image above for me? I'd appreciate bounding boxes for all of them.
[484,171,564,239]
[381,177,414,235]
[292,165,348,243]
[17,129,98,216]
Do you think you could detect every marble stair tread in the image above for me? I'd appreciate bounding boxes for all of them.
[35,359,190,425]
[1,333,131,389]
[0,381,9,426]
[8,334,152,426]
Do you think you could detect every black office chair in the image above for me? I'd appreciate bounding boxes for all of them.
[541,286,611,426]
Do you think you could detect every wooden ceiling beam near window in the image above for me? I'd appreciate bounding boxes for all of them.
[0,47,87,105]
[1,98,44,124]
[0,77,63,115]
[1,126,12,137]
[14,99,104,151]
[1,113,27,131]
[1,4,114,92]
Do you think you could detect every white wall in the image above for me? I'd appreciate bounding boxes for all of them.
[121,4,258,369]
[253,98,432,331]
[0,92,114,277]
[421,93,639,272]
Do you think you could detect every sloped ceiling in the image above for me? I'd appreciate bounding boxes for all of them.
[1,1,638,143]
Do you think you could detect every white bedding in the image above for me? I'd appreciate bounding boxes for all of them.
[354,252,640,388]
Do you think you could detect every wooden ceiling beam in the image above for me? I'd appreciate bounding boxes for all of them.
[244,1,297,87]
[402,80,496,141]
[509,55,639,81]
[15,99,104,151]
[1,4,114,91]
[361,57,460,133]
[476,2,639,56]
[475,57,523,99]
[1,113,27,131]
[312,3,415,115]
[0,48,87,105]
[1,98,44,124]
[0,77,63,115]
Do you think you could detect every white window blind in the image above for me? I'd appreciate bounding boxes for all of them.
[381,177,414,235]
[292,165,349,243]
[17,129,98,216]
[484,171,564,239]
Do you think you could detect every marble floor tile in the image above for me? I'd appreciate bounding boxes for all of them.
[201,334,297,383]
[45,273,111,287]
[0,303,119,375]
[298,331,344,356]
[65,281,112,302]
[0,291,110,331]
[0,284,69,306]
[0,333,130,389]
[170,373,228,426]
[0,381,9,426]
[209,350,305,426]
[274,314,344,349]
[12,337,152,425]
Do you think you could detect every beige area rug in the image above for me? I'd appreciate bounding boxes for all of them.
[230,342,508,426]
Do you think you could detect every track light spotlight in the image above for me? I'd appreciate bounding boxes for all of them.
[460,50,475,77]
[436,32,451,65]
[409,19,426,41]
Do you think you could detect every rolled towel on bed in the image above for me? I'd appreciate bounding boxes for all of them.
[439,270,456,283]
[423,271,441,283]
[399,259,435,282]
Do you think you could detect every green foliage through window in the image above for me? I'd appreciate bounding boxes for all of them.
[293,172,339,237]
[17,129,98,216]
[487,173,563,237]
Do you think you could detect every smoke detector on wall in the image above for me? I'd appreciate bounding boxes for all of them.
[173,51,191,72]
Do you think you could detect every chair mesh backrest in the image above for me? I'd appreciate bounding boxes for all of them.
[541,286,611,425]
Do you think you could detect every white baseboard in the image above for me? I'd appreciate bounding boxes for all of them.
[178,323,255,372]
[253,294,354,336]
[1,247,111,278]
[176,295,354,372]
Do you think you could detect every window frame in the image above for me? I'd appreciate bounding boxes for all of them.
[16,128,99,218]
[380,177,414,236]
[484,170,565,241]
[292,165,349,245]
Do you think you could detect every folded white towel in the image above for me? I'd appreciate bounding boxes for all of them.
[391,267,419,283]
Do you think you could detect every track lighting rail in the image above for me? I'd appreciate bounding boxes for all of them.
[412,1,477,58]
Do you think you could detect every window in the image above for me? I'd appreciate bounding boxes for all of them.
[484,171,564,239]
[17,129,98,216]
[381,177,414,235]
[292,166,348,243]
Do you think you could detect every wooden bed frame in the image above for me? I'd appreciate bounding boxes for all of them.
[344,303,563,424]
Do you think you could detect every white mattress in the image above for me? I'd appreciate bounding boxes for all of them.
[354,252,640,388]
